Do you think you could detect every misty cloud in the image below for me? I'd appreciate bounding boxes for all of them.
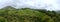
[0,0,60,10]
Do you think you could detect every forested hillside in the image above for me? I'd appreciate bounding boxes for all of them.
[0,6,60,22]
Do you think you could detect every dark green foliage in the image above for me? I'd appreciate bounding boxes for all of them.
[0,6,60,22]
[0,16,7,22]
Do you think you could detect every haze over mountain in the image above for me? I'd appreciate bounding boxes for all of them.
[0,0,60,11]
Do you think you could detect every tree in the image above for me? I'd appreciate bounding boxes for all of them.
[0,16,7,22]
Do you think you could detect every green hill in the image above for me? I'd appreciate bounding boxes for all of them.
[0,6,60,22]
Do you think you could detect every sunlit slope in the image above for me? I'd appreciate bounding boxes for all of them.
[0,6,55,22]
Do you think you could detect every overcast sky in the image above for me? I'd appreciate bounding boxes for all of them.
[0,0,60,10]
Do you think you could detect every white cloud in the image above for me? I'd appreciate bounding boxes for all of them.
[0,0,60,10]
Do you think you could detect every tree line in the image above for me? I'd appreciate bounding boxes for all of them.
[0,6,60,22]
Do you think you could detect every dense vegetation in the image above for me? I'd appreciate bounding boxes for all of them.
[0,6,60,22]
